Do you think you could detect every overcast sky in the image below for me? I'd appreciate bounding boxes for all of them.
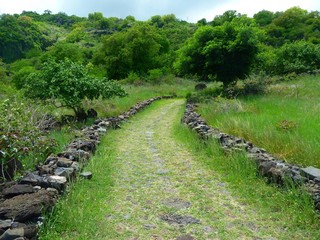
[0,0,319,22]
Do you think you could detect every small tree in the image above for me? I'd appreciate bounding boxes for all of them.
[25,58,127,119]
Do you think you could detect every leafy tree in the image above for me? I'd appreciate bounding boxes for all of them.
[88,12,104,22]
[40,12,83,28]
[99,22,169,79]
[265,7,309,46]
[211,10,241,26]
[150,15,165,28]
[24,58,127,119]
[254,10,274,26]
[174,16,262,86]
[197,18,208,26]
[273,41,320,74]
[305,11,320,43]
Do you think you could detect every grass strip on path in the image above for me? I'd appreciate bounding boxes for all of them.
[41,99,320,240]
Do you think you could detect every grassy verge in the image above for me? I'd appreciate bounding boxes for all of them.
[40,128,117,239]
[197,74,320,168]
[173,121,320,238]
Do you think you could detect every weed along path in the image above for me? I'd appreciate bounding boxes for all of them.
[103,99,278,240]
[43,99,306,239]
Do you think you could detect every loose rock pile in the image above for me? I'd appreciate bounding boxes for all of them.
[0,96,172,240]
[182,103,320,210]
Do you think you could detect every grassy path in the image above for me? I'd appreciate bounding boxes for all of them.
[42,99,317,239]
[99,99,280,240]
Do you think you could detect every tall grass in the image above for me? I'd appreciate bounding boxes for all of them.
[173,122,320,238]
[198,75,320,168]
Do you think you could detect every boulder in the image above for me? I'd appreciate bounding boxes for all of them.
[195,83,207,91]
[80,172,93,180]
[47,176,67,191]
[0,228,24,240]
[0,189,57,222]
[68,140,96,153]
[19,172,49,188]
[54,167,75,179]
[301,166,320,180]
[2,185,35,198]
[57,150,90,162]
[0,220,12,235]
[0,224,37,240]
[57,158,73,168]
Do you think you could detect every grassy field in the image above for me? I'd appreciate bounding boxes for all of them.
[198,74,320,168]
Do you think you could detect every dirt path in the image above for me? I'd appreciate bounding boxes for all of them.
[101,99,278,240]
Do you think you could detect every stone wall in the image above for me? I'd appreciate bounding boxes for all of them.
[182,103,320,210]
[0,96,172,240]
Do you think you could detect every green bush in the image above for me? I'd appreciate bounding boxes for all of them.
[122,71,143,85]
[0,99,56,180]
[147,68,163,83]
[274,41,320,75]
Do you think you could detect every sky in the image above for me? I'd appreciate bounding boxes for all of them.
[0,0,319,23]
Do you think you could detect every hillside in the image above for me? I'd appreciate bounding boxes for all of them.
[1,7,320,240]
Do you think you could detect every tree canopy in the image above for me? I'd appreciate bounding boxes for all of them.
[174,17,262,85]
[97,22,169,79]
[1,6,320,89]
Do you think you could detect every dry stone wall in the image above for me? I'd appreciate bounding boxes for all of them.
[0,96,172,240]
[182,103,320,210]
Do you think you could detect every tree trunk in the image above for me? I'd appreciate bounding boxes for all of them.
[74,107,87,121]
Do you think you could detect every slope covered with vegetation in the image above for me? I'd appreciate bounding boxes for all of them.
[1,6,320,182]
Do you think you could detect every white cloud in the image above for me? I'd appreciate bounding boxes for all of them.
[0,0,60,15]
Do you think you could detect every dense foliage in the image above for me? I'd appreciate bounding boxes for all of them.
[97,23,169,79]
[0,7,319,85]
[1,7,320,181]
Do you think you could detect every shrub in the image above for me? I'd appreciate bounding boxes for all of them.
[225,74,267,98]
[124,71,141,84]
[147,68,163,83]
[0,99,56,180]
[274,41,320,75]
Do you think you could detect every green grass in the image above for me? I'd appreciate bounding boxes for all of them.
[41,99,320,239]
[198,74,320,168]
[40,128,117,240]
[49,127,75,153]
[83,78,195,118]
[173,121,320,239]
